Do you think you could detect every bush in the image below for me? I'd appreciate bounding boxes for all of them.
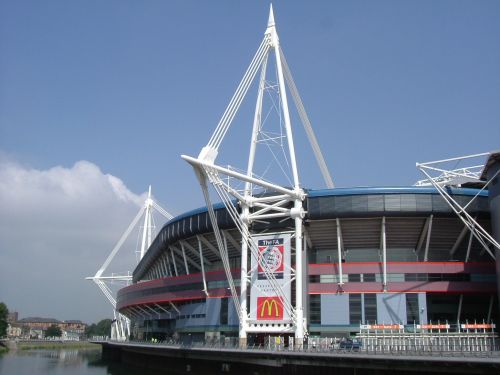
[45,324,62,338]
[0,303,8,338]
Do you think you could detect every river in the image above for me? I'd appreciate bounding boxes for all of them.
[0,348,159,375]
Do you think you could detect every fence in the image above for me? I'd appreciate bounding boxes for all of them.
[110,322,500,357]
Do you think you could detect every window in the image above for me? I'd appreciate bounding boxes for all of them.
[348,274,361,282]
[405,273,427,282]
[320,275,335,283]
[309,275,320,283]
[470,274,496,282]
[320,274,347,283]
[364,294,377,323]
[387,273,405,282]
[428,273,442,281]
[309,295,321,324]
[349,294,362,324]
[405,273,471,282]
[363,274,375,282]
[406,294,419,324]
[220,298,228,325]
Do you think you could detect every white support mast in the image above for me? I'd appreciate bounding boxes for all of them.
[182,5,333,347]
[86,186,174,341]
[416,153,500,259]
[140,186,154,260]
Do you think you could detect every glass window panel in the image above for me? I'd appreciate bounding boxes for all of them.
[348,274,361,282]
[309,294,321,324]
[406,294,419,324]
[364,294,377,323]
[349,294,362,324]
[363,274,376,282]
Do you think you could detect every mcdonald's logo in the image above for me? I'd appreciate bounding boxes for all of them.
[257,296,283,320]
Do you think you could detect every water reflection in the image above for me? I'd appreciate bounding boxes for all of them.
[0,348,159,375]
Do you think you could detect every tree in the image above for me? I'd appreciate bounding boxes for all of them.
[85,323,97,337]
[96,319,112,336]
[45,324,62,338]
[85,319,112,338]
[0,302,8,338]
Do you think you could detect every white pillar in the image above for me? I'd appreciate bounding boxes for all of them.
[457,294,463,323]
[170,248,178,276]
[336,218,344,286]
[294,200,304,343]
[238,46,268,348]
[239,224,249,345]
[140,186,153,260]
[381,217,387,292]
[424,214,433,262]
[272,28,300,189]
[198,237,209,296]
[181,242,190,275]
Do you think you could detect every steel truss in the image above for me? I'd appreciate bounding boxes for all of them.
[416,153,500,260]
[182,6,333,344]
[86,186,174,340]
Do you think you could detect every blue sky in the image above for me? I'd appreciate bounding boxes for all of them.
[0,1,499,322]
[2,0,499,211]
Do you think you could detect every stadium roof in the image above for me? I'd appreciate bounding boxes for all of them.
[481,151,500,180]
[132,186,491,282]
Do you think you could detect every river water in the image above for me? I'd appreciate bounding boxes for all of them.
[0,348,158,375]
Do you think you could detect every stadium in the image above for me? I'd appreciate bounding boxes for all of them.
[102,8,500,348]
[115,184,498,344]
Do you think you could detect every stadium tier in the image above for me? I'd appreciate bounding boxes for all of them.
[116,186,498,342]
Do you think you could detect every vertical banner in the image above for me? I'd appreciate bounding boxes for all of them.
[249,233,291,322]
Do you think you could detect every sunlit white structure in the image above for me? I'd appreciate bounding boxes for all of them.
[182,5,333,345]
[86,186,173,340]
[109,7,498,348]
[416,153,500,260]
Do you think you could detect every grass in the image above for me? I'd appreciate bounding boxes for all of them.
[17,341,101,350]
[0,346,8,354]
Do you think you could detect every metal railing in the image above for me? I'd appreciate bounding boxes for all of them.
[110,337,500,358]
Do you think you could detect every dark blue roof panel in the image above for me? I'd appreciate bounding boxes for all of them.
[307,186,488,198]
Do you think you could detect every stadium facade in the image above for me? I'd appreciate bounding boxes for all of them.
[112,8,500,345]
[116,184,499,343]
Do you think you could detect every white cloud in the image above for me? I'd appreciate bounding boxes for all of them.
[0,157,150,323]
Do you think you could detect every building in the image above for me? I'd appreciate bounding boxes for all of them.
[17,317,87,339]
[113,8,499,346]
[116,184,499,343]
[6,324,22,338]
[7,311,18,324]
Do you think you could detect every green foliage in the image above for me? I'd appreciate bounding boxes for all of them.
[18,342,99,350]
[45,324,62,338]
[85,319,112,337]
[0,302,8,338]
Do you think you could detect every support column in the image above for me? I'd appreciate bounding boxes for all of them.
[381,217,387,292]
[465,225,475,262]
[238,43,268,349]
[162,255,171,277]
[239,221,249,347]
[487,295,494,322]
[165,252,173,276]
[140,186,153,260]
[197,237,209,297]
[457,294,463,323]
[170,248,178,276]
[294,199,305,345]
[336,218,344,286]
[424,215,433,262]
[180,242,190,275]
